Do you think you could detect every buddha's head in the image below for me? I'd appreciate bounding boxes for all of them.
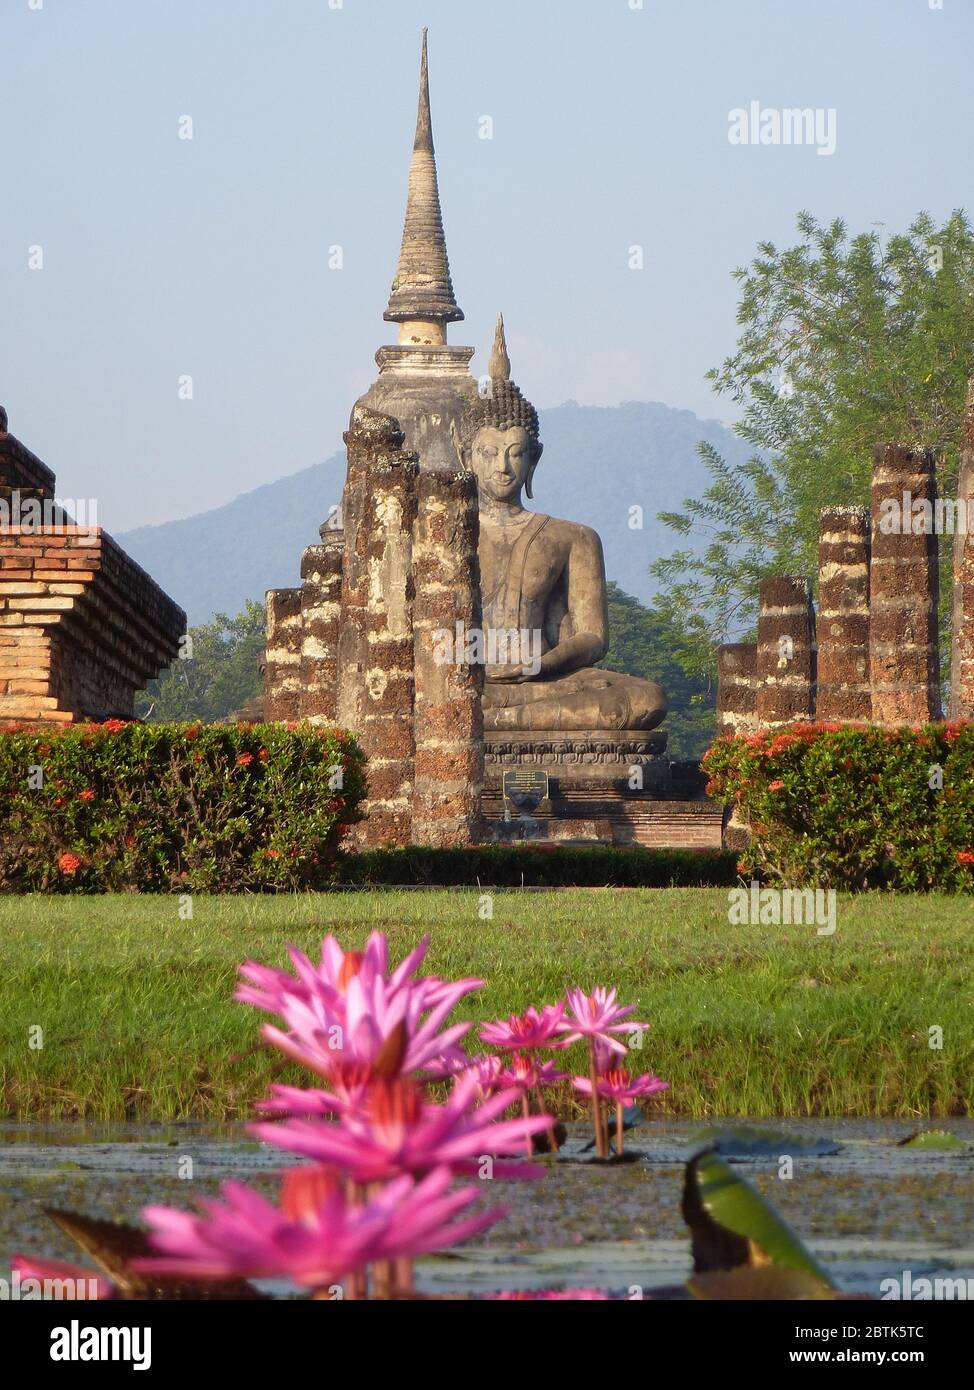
[470,315,543,503]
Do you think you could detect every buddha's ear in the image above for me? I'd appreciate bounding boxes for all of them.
[525,444,542,500]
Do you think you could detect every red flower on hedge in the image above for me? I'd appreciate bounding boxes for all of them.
[78,789,95,802]
[100,718,127,734]
[263,848,281,859]
[185,724,203,742]
[957,851,974,866]
[259,748,269,761]
[768,779,785,792]
[237,753,254,767]
[57,852,82,875]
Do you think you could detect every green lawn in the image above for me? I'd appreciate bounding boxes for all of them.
[1,889,972,1120]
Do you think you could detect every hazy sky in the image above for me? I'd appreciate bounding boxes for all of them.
[3,0,972,531]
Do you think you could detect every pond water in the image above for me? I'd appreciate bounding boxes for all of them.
[2,1118,972,1297]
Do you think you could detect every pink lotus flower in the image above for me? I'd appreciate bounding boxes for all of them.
[557,987,641,1056]
[498,1053,569,1092]
[134,1165,502,1288]
[238,932,480,1019]
[572,1067,669,1105]
[479,1003,567,1051]
[250,1076,551,1183]
[238,934,482,1083]
[453,1053,505,1102]
[11,1254,114,1300]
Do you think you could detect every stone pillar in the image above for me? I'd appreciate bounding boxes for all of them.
[264,587,303,721]
[298,531,343,724]
[411,469,484,845]
[355,445,420,846]
[336,408,395,735]
[817,505,871,722]
[715,643,758,737]
[869,444,941,725]
[949,381,974,719]
[755,577,815,727]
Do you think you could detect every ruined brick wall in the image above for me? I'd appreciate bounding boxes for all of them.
[263,587,303,722]
[816,505,871,722]
[411,469,484,845]
[355,447,419,846]
[334,411,381,735]
[755,576,816,727]
[0,523,185,724]
[720,432,972,740]
[715,643,758,737]
[265,405,485,847]
[298,535,343,724]
[0,419,56,512]
[869,444,941,724]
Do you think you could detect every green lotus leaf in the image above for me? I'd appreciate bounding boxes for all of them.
[897,1129,968,1151]
[688,1265,836,1300]
[682,1148,836,1287]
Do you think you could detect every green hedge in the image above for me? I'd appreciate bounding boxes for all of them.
[0,721,366,893]
[337,844,737,888]
[703,721,974,891]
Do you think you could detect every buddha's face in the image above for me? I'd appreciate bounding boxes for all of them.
[471,425,534,504]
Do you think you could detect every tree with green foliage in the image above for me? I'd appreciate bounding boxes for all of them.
[136,600,265,723]
[652,210,974,677]
[601,582,715,760]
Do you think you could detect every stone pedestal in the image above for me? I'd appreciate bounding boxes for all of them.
[480,729,719,848]
[869,444,941,724]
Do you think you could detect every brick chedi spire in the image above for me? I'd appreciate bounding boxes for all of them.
[383,29,463,344]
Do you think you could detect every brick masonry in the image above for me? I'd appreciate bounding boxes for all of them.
[715,642,758,737]
[817,505,871,722]
[869,444,941,724]
[266,405,492,848]
[721,431,974,736]
[411,468,484,845]
[0,417,185,723]
[755,576,816,727]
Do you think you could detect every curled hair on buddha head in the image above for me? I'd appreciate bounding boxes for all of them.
[477,314,543,492]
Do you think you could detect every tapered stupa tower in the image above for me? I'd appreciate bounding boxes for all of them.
[383,28,463,344]
[353,29,480,472]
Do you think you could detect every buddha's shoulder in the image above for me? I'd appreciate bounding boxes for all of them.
[535,513,603,549]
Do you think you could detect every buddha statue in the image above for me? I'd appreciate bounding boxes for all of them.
[468,317,667,733]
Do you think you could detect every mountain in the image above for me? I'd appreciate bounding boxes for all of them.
[118,401,752,626]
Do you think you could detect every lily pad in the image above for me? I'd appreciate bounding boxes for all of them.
[681,1149,836,1288]
[897,1130,969,1151]
[689,1126,840,1159]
